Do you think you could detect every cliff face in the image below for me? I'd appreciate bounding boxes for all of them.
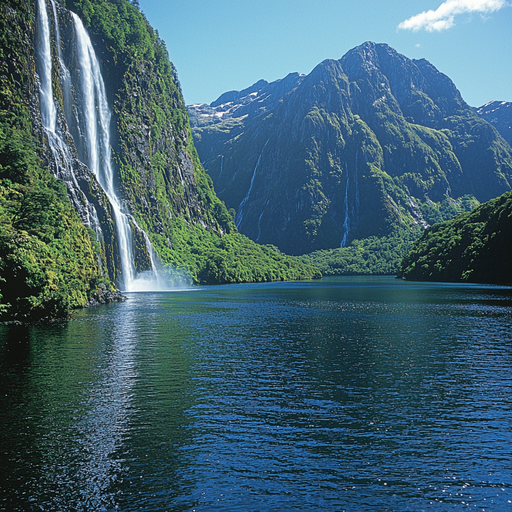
[0,0,319,320]
[189,42,512,255]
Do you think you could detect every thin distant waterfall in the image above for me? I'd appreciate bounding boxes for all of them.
[36,0,169,291]
[340,162,351,247]
[219,155,224,177]
[235,138,270,229]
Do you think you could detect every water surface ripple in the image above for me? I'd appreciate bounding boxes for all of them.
[1,277,511,511]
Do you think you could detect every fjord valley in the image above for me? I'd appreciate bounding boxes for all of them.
[1,1,512,511]
[189,42,512,277]
[0,0,318,322]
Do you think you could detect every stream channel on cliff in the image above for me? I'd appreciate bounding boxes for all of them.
[1,276,511,511]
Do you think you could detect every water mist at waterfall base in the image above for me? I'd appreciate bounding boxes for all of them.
[35,0,181,293]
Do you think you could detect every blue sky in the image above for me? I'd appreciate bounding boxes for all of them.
[137,0,511,107]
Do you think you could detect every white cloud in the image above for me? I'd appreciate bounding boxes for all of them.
[398,0,508,32]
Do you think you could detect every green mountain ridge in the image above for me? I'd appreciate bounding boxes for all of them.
[0,0,319,322]
[189,42,512,257]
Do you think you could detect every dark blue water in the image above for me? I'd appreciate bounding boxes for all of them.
[1,276,511,511]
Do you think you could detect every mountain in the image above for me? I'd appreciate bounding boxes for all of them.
[0,0,318,321]
[474,101,512,148]
[189,42,512,256]
[399,191,512,284]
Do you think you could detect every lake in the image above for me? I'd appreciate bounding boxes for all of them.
[1,276,511,511]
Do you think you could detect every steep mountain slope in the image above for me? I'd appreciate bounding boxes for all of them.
[399,191,512,284]
[0,0,318,321]
[189,42,512,255]
[474,101,512,147]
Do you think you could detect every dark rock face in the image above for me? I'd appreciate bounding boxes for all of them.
[474,101,512,148]
[189,42,512,255]
[25,0,228,286]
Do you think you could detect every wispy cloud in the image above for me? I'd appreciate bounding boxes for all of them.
[398,0,507,32]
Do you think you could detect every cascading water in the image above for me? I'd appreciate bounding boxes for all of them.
[72,12,138,291]
[235,138,270,229]
[50,0,73,121]
[340,162,351,248]
[340,154,360,248]
[256,199,269,243]
[36,0,170,291]
[36,0,102,239]
[219,155,224,177]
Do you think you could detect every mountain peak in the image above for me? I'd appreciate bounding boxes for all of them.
[188,42,512,255]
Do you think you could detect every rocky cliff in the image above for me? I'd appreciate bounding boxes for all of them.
[0,0,319,321]
[189,42,512,255]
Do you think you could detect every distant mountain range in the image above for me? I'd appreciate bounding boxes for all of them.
[189,42,512,255]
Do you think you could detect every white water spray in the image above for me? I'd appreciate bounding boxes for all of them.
[36,0,170,291]
[37,0,101,236]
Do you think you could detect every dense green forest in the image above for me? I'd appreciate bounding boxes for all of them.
[0,0,319,322]
[0,0,114,322]
[399,192,512,284]
[301,228,422,276]
[300,193,482,275]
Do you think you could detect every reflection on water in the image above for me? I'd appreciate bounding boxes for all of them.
[0,277,511,511]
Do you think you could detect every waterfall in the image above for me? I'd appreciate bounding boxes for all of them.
[256,200,269,243]
[50,0,73,121]
[340,153,360,248]
[235,138,269,229]
[340,162,350,247]
[37,0,56,131]
[219,155,224,177]
[36,0,102,237]
[354,149,360,221]
[36,0,169,292]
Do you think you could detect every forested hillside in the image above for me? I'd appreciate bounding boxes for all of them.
[399,192,512,284]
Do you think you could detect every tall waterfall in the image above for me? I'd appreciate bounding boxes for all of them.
[340,163,351,248]
[36,0,168,292]
[36,0,102,240]
[235,138,270,229]
[340,153,360,248]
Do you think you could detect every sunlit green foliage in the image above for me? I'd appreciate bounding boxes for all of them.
[399,192,512,284]
[0,125,106,322]
[301,228,423,276]
[151,219,321,284]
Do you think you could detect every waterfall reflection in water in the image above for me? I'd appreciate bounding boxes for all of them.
[0,277,511,511]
